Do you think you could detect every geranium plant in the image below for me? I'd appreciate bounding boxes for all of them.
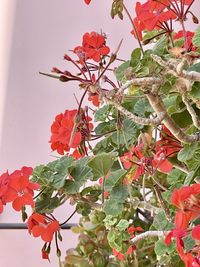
[1,0,200,266]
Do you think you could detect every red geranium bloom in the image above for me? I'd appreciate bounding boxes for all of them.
[27,213,60,242]
[127,226,143,238]
[112,248,125,261]
[152,147,174,173]
[191,225,200,241]
[0,167,39,212]
[88,94,100,107]
[0,171,11,213]
[74,32,110,62]
[84,0,91,4]
[120,144,147,180]
[50,109,93,156]
[7,167,39,211]
[171,184,200,229]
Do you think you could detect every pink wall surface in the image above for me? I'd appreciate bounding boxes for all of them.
[0,1,200,266]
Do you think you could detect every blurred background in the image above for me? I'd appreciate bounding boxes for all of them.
[0,1,199,266]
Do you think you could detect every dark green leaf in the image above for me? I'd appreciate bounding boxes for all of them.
[88,152,116,180]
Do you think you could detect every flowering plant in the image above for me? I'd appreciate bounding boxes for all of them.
[1,0,200,266]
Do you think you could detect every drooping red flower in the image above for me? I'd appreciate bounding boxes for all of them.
[74,32,110,62]
[50,109,93,156]
[27,213,60,242]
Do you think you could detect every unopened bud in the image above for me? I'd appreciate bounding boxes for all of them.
[192,14,199,24]
[64,54,72,61]
[59,75,70,82]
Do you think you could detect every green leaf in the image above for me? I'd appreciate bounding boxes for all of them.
[177,143,198,162]
[134,98,153,116]
[188,62,200,72]
[111,118,141,147]
[130,48,142,68]
[192,26,200,47]
[183,234,195,252]
[153,211,174,230]
[152,36,167,56]
[167,169,186,186]
[64,165,93,194]
[171,109,193,128]
[104,169,126,191]
[116,219,129,231]
[155,239,175,257]
[104,199,124,216]
[115,61,130,81]
[184,166,200,185]
[35,196,60,213]
[94,121,116,135]
[94,105,111,122]
[88,152,116,180]
[190,82,200,99]
[50,156,74,189]
[110,185,129,201]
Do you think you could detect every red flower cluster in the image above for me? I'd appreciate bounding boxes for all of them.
[112,226,143,261]
[74,31,110,62]
[165,184,200,266]
[133,0,195,40]
[27,213,60,242]
[50,109,93,157]
[153,125,182,172]
[0,167,39,213]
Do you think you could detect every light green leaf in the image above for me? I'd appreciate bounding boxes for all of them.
[115,61,130,81]
[104,199,124,216]
[116,219,129,231]
[177,143,198,162]
[192,26,200,47]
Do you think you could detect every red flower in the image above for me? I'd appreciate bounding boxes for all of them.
[171,184,200,229]
[112,248,125,261]
[0,171,11,213]
[152,148,173,173]
[50,109,93,156]
[74,32,110,62]
[84,0,91,4]
[0,167,39,212]
[191,225,200,241]
[27,213,60,242]
[174,31,195,50]
[127,226,143,238]
[88,94,100,107]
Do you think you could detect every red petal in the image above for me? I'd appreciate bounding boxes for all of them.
[192,225,200,240]
[32,225,44,237]
[41,229,54,242]
[12,197,25,211]
[158,159,173,173]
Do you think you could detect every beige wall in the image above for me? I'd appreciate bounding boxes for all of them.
[0,1,199,266]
